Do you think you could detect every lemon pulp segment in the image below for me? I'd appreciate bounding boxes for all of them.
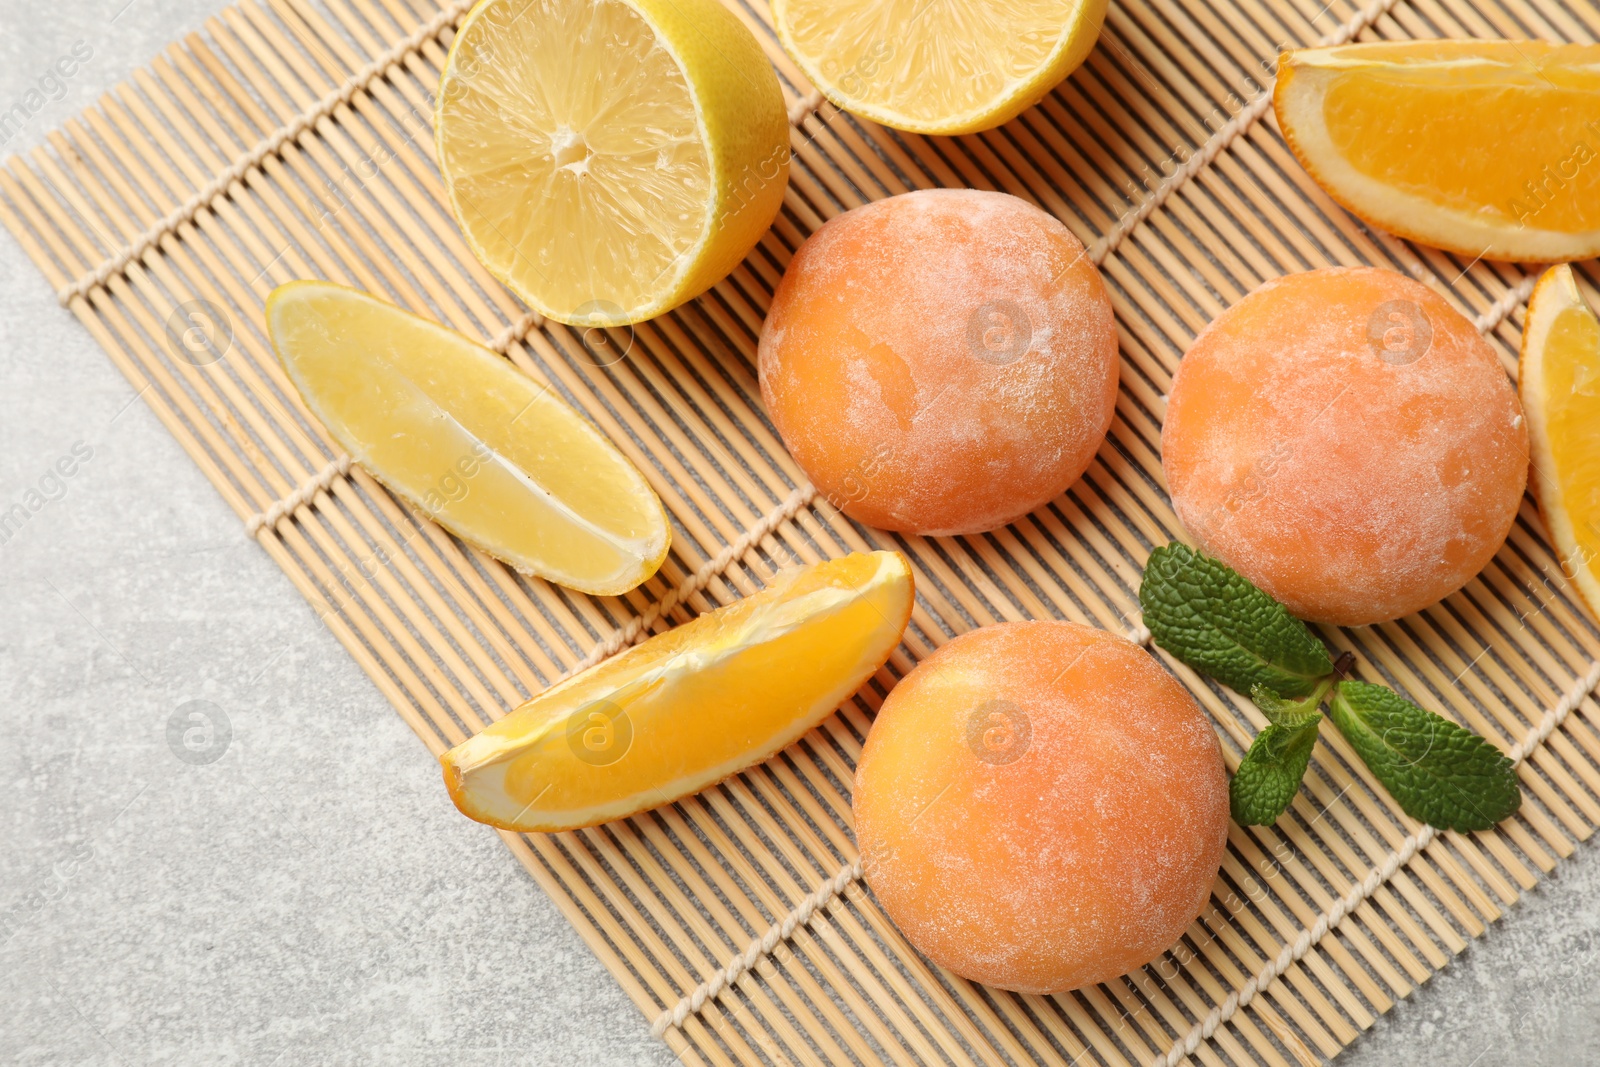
[774,0,1105,135]
[266,281,669,595]
[436,0,789,325]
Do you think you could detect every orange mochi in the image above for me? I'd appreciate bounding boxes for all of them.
[1163,267,1527,626]
[759,189,1119,535]
[854,621,1228,994]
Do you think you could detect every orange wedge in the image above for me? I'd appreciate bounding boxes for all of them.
[266,281,669,595]
[442,551,914,831]
[1276,41,1600,261]
[1521,264,1600,617]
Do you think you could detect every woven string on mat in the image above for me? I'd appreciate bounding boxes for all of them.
[1155,658,1600,1067]
[55,0,479,307]
[645,654,1600,1050]
[647,188,1537,1046]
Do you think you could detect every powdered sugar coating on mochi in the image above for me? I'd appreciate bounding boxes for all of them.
[759,189,1119,535]
[853,621,1229,994]
[1162,267,1528,626]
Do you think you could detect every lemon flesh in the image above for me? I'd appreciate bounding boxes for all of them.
[774,0,1105,136]
[442,551,914,831]
[266,281,669,595]
[1522,265,1600,619]
[1277,42,1600,261]
[435,0,789,326]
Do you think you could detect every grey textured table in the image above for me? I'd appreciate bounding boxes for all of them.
[1,3,1596,1064]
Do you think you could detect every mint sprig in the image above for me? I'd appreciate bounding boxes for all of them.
[1139,543,1332,698]
[1229,684,1329,825]
[1231,718,1322,825]
[1139,545,1521,831]
[1251,683,1328,730]
[1329,681,1521,832]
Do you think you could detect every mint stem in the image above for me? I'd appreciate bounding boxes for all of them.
[1331,650,1355,681]
[1251,680,1332,728]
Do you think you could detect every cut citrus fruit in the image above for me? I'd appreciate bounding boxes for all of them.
[773,0,1105,136]
[442,551,913,831]
[266,281,669,596]
[1521,264,1600,618]
[1276,41,1600,262]
[434,0,790,327]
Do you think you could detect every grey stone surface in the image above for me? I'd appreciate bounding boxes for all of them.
[0,4,675,1065]
[1337,853,1600,1067]
[0,2,1596,1065]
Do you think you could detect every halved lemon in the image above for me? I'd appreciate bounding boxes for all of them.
[773,0,1106,136]
[266,281,669,596]
[434,0,790,327]
[442,551,913,831]
[1521,264,1600,618]
[1276,41,1600,262]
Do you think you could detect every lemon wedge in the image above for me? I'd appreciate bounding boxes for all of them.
[266,281,669,595]
[1521,264,1600,617]
[773,0,1105,136]
[434,0,790,327]
[1276,41,1600,261]
[442,551,913,831]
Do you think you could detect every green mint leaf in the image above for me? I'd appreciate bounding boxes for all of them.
[1139,543,1334,699]
[1328,680,1522,833]
[1231,715,1322,825]
[1251,683,1328,729]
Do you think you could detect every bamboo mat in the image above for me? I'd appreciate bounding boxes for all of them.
[6,0,1600,1062]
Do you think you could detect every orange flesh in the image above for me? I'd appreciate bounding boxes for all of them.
[1317,42,1600,233]
[443,551,913,831]
[1543,306,1600,570]
[1521,267,1600,621]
